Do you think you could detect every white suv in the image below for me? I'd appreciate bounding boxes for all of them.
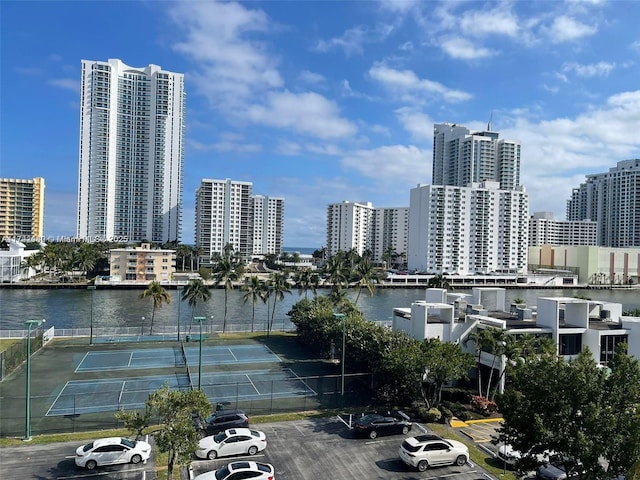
[399,434,469,471]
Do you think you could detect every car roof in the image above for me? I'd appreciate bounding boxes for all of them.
[227,461,273,472]
[405,435,450,446]
[224,428,253,436]
[88,437,131,448]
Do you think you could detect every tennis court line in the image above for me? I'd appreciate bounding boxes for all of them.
[74,351,91,374]
[245,373,259,395]
[262,344,283,362]
[228,347,238,362]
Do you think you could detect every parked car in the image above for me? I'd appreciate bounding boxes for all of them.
[497,444,522,467]
[193,461,275,480]
[537,457,584,480]
[75,437,151,470]
[399,435,469,471]
[196,428,267,460]
[353,413,412,439]
[195,409,250,435]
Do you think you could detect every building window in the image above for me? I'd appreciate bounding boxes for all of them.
[600,335,627,364]
[559,334,582,356]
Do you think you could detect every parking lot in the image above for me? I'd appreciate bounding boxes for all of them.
[0,417,500,480]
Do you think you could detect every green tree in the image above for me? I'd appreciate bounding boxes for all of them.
[293,268,317,299]
[182,278,211,335]
[212,243,240,332]
[119,385,211,480]
[427,273,451,289]
[267,271,291,334]
[351,256,379,305]
[382,245,397,271]
[241,276,264,333]
[140,281,171,335]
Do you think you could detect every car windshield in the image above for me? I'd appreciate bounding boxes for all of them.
[82,442,94,452]
[249,430,261,438]
[215,466,230,480]
[359,414,382,423]
[120,438,135,449]
[213,432,228,443]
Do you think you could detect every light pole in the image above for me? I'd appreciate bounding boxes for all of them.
[25,318,45,441]
[87,286,96,345]
[333,313,346,396]
[193,317,207,390]
[176,286,183,342]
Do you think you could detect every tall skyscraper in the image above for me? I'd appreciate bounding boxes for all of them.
[251,195,284,255]
[372,207,409,265]
[432,123,521,190]
[77,59,185,243]
[408,181,529,274]
[0,177,45,239]
[195,179,284,261]
[567,159,640,247]
[326,201,375,258]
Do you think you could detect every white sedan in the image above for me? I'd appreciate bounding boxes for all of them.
[194,461,275,480]
[75,437,151,470]
[196,428,267,460]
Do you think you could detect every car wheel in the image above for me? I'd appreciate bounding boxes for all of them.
[417,460,429,472]
[207,450,217,460]
[85,460,97,470]
[402,426,409,435]
[369,430,378,439]
[130,454,142,464]
[455,455,467,466]
[248,446,258,455]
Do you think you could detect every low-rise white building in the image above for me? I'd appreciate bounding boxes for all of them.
[0,239,39,283]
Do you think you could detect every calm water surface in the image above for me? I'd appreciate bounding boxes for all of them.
[1,287,639,331]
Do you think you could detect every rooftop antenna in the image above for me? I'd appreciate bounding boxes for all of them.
[487,111,493,131]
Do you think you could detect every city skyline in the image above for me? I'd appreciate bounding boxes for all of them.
[2,1,640,248]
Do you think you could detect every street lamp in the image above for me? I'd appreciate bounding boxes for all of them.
[193,316,207,390]
[176,286,183,342]
[87,286,96,345]
[25,318,45,441]
[333,313,346,397]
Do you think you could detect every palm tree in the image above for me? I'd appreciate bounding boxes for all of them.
[140,281,171,335]
[427,273,451,290]
[241,276,264,332]
[382,246,397,271]
[293,268,316,299]
[182,278,211,335]
[352,256,379,305]
[212,243,240,332]
[176,245,191,271]
[267,271,291,334]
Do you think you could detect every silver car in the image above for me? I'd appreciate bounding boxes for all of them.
[196,428,267,460]
[75,437,151,470]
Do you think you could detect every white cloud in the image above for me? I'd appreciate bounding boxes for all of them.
[369,64,472,103]
[246,91,357,139]
[314,24,394,56]
[459,7,519,38]
[546,16,597,43]
[341,145,431,185]
[188,139,262,153]
[48,78,79,91]
[395,107,434,141]
[298,70,325,85]
[440,37,497,60]
[562,61,615,77]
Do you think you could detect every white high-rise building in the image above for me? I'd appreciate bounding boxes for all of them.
[432,123,521,190]
[529,212,598,246]
[567,159,640,247]
[251,195,284,255]
[195,179,284,261]
[77,59,185,243]
[372,207,409,267]
[195,179,253,261]
[326,201,375,258]
[408,181,529,274]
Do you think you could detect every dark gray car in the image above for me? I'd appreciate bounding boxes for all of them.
[195,409,249,435]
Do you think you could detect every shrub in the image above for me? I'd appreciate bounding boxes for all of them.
[424,407,442,423]
[470,395,497,415]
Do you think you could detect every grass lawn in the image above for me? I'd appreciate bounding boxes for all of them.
[0,338,21,353]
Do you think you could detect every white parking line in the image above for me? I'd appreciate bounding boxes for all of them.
[419,469,478,479]
[57,467,149,479]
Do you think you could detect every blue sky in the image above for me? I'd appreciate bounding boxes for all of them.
[2,0,640,249]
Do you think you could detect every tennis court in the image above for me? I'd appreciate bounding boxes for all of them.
[46,369,315,416]
[75,344,281,372]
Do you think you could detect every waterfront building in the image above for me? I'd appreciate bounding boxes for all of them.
[407,181,529,275]
[567,159,640,247]
[195,179,284,261]
[0,239,40,283]
[77,59,185,243]
[432,123,521,191]
[108,242,176,282]
[0,177,45,239]
[529,212,598,246]
[372,207,409,268]
[326,201,375,258]
[393,287,640,393]
[251,195,284,255]
[529,244,640,285]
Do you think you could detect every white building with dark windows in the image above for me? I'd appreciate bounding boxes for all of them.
[529,212,598,246]
[326,201,375,258]
[77,59,185,243]
[567,159,640,247]
[432,123,521,191]
[372,207,409,267]
[195,179,284,262]
[407,181,529,274]
[251,195,284,255]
